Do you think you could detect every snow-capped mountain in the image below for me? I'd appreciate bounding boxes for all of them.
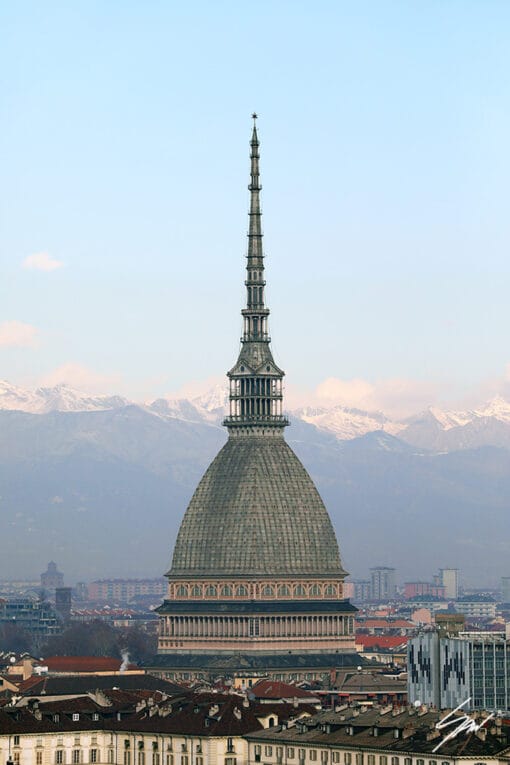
[3,379,510,452]
[294,404,405,440]
[0,381,130,414]
[147,384,228,424]
[399,397,510,451]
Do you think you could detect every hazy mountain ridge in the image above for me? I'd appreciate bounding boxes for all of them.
[3,380,510,453]
[0,401,509,584]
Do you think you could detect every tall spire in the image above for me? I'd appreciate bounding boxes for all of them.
[223,116,288,435]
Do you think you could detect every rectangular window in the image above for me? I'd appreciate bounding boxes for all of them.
[14,737,20,746]
[224,760,236,765]
[345,755,352,765]
[227,740,235,754]
[310,753,317,763]
[417,760,424,765]
[332,755,340,764]
[391,759,399,765]
[368,757,375,765]
[265,748,273,758]
[196,758,203,765]
[166,757,173,765]
[90,752,97,764]
[124,753,131,765]
[73,714,80,721]
[287,751,295,760]
[108,752,114,764]
[181,758,189,765]
[153,755,160,765]
[36,753,43,765]
[404,759,411,765]
[355,755,363,765]
[13,755,20,765]
[73,751,81,765]
[380,758,387,765]
[321,753,328,764]
[56,753,64,765]
[139,754,145,765]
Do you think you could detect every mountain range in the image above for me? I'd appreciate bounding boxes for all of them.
[1,380,509,586]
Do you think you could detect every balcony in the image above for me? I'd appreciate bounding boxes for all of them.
[223,414,289,427]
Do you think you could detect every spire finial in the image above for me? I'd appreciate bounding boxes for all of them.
[223,117,288,434]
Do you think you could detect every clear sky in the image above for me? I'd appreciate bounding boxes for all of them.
[2,1,510,416]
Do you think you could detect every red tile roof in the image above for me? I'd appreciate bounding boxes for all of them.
[356,635,408,650]
[44,656,138,673]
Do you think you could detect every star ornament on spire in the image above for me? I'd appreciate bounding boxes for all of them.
[252,112,258,121]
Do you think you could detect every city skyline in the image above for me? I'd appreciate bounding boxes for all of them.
[3,3,510,417]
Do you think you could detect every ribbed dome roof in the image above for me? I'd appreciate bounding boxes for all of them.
[169,435,345,578]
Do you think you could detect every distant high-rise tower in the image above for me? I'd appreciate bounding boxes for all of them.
[152,117,359,680]
[370,567,396,601]
[55,587,72,622]
[439,568,459,599]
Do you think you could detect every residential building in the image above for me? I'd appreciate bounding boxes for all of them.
[245,705,510,765]
[455,595,496,619]
[352,582,371,603]
[370,569,396,601]
[0,597,60,638]
[0,691,312,765]
[404,583,445,600]
[88,580,167,603]
[439,569,458,600]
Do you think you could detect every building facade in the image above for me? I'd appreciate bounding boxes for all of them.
[153,118,357,677]
[408,631,510,711]
[438,570,458,600]
[245,706,510,765]
[0,597,60,639]
[88,580,167,603]
[370,569,396,602]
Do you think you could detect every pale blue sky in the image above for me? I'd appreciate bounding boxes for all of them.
[2,1,510,414]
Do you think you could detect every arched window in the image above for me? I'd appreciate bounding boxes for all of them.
[325,584,336,596]
[205,585,217,597]
[262,585,274,597]
[221,585,232,597]
[237,585,248,597]
[278,585,290,597]
[294,585,305,597]
[176,585,187,597]
[310,584,321,597]
[191,585,201,597]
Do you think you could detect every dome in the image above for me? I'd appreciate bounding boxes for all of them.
[169,435,345,578]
